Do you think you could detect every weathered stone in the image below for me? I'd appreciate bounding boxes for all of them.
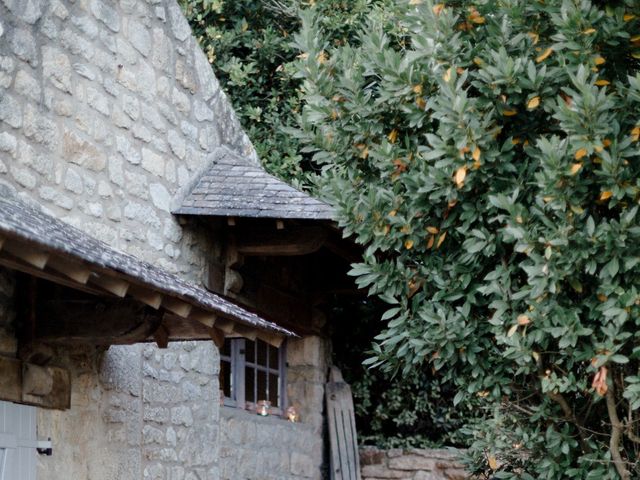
[109,155,125,186]
[60,28,95,60]
[141,148,165,177]
[87,86,110,116]
[290,452,314,477]
[137,59,157,99]
[91,0,120,32]
[0,56,15,89]
[172,87,190,113]
[167,2,191,41]
[125,170,149,199]
[0,132,17,158]
[10,165,36,189]
[133,124,153,143]
[64,168,84,194]
[116,135,141,164]
[3,0,45,24]
[167,129,186,160]
[388,456,437,471]
[72,15,99,39]
[149,183,170,212]
[10,28,38,66]
[14,70,41,102]
[194,45,217,101]
[63,130,107,171]
[43,46,72,92]
[0,93,22,128]
[194,100,213,122]
[127,21,151,57]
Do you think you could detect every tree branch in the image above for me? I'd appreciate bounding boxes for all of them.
[547,391,592,454]
[606,386,631,480]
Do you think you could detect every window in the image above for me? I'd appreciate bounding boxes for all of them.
[220,338,286,414]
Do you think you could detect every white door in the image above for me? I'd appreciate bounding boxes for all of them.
[0,401,36,480]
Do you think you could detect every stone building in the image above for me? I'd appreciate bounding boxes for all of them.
[0,1,358,479]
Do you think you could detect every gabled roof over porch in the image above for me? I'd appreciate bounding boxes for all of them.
[0,190,294,349]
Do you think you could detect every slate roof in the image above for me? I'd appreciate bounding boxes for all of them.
[173,147,335,220]
[0,191,294,337]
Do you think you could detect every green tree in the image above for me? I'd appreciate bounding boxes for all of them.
[179,0,376,186]
[293,1,640,477]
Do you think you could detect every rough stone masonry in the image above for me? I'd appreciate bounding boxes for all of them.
[0,0,324,479]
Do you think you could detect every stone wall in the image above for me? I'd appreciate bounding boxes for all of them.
[360,447,469,480]
[0,0,255,478]
[37,341,219,480]
[0,0,256,278]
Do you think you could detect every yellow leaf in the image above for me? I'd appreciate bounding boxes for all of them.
[595,79,610,86]
[582,28,596,35]
[409,0,423,4]
[388,129,398,144]
[454,166,467,187]
[528,32,539,45]
[383,225,390,235]
[412,84,423,95]
[503,109,518,117]
[507,324,518,337]
[575,148,588,160]
[426,226,439,234]
[633,52,640,60]
[536,47,553,63]
[623,13,636,22]
[600,190,613,200]
[443,67,452,82]
[527,96,540,109]
[532,351,540,362]
[477,390,490,398]
[405,239,414,250]
[516,215,523,224]
[472,146,481,162]
[432,3,444,15]
[594,145,603,153]
[473,57,483,66]
[632,35,640,43]
[598,294,608,302]
[436,231,447,248]
[473,160,481,170]
[594,56,606,65]
[488,455,498,470]
[360,146,369,159]
[389,210,397,217]
[471,15,485,24]
[603,138,612,147]
[316,51,328,64]
[570,163,582,175]
[426,235,435,249]
[512,137,521,145]
[517,314,531,326]
[415,96,426,109]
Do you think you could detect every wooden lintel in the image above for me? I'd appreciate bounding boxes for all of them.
[129,285,163,309]
[235,226,327,256]
[190,310,217,328]
[154,324,169,349]
[257,331,285,348]
[231,323,257,340]
[3,241,49,269]
[162,297,192,318]
[209,326,225,349]
[47,256,92,284]
[91,275,130,297]
[215,317,235,334]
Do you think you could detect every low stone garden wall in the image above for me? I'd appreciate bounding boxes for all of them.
[360,447,469,480]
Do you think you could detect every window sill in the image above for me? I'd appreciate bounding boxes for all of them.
[220,405,312,430]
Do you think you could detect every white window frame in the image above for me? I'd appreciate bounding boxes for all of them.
[221,338,287,415]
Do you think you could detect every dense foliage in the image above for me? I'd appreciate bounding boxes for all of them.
[179,0,375,186]
[293,1,640,478]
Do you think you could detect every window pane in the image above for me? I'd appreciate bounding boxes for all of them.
[257,340,267,367]
[245,340,255,364]
[221,339,231,357]
[221,360,231,398]
[269,345,278,370]
[268,373,279,407]
[257,370,267,402]
[245,366,255,403]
